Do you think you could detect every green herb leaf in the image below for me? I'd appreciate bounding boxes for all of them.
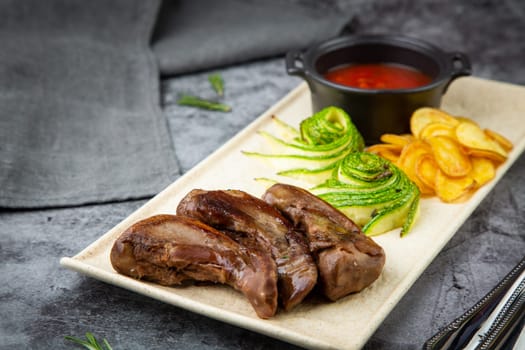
[177,95,231,112]
[64,332,113,350]
[208,73,225,96]
[102,339,114,350]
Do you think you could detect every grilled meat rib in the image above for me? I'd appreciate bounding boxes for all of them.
[110,214,278,319]
[262,183,386,301]
[176,189,318,311]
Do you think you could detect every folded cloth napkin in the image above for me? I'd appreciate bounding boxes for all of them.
[152,0,351,76]
[0,0,349,208]
[0,0,180,208]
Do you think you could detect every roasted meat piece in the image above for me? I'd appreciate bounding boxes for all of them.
[110,214,278,319]
[176,189,318,311]
[262,183,386,301]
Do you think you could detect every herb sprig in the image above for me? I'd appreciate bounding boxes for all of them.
[208,73,224,96]
[64,332,113,350]
[177,95,231,112]
[177,72,231,112]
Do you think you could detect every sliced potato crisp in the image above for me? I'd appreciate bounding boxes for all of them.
[366,144,401,163]
[466,148,507,164]
[426,135,472,177]
[367,107,513,203]
[484,128,514,152]
[469,157,496,188]
[455,121,507,157]
[415,154,439,193]
[410,107,459,138]
[397,141,434,195]
[420,122,456,140]
[380,133,414,146]
[435,170,476,203]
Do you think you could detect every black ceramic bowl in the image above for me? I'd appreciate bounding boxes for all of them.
[286,34,471,144]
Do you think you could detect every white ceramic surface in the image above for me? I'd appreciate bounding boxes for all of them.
[61,76,525,350]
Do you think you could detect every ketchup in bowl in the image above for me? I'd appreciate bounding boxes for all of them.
[286,34,471,144]
[324,63,432,90]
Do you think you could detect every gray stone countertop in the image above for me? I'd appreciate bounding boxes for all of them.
[2,1,525,349]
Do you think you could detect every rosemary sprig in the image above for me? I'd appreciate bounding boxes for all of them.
[177,95,231,112]
[208,73,225,96]
[64,332,113,350]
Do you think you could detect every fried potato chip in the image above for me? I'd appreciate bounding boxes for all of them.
[466,148,507,164]
[366,144,401,163]
[410,108,459,138]
[380,133,414,146]
[367,143,403,153]
[426,135,472,177]
[454,116,479,126]
[397,141,434,195]
[367,107,513,204]
[484,128,514,152]
[469,157,496,188]
[415,154,438,193]
[419,122,456,140]
[435,169,476,203]
[455,121,508,157]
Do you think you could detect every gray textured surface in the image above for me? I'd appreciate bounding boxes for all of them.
[1,0,525,349]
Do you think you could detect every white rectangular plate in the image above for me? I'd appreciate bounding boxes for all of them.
[61,77,525,350]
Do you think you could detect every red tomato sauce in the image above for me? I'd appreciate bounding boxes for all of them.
[324,63,432,90]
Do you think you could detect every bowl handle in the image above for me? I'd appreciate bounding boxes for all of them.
[286,50,306,77]
[449,52,472,79]
[443,52,472,93]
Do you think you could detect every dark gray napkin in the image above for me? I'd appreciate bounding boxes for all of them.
[152,0,351,76]
[0,0,349,209]
[0,0,180,208]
